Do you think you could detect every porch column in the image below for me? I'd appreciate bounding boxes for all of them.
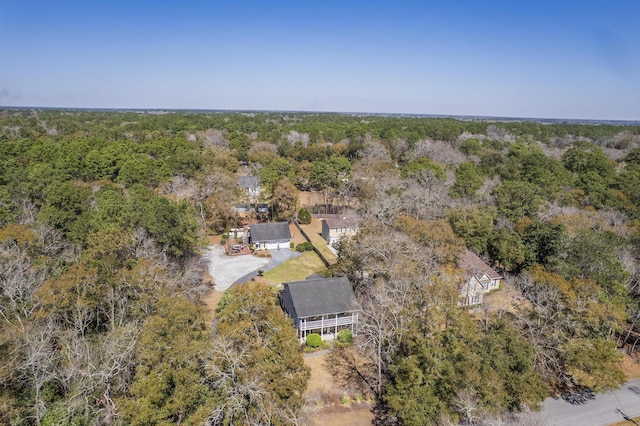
[353,312,358,335]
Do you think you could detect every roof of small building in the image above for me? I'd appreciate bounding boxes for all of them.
[249,222,291,242]
[283,276,362,317]
[458,250,502,280]
[323,217,359,229]
[238,175,259,189]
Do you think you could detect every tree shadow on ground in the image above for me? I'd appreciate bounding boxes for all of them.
[324,347,375,396]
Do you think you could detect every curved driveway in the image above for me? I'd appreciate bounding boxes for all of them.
[203,244,303,291]
[231,248,301,286]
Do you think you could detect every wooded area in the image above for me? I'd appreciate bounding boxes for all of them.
[1,109,639,425]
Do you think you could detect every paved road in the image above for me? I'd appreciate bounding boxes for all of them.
[231,248,301,286]
[542,378,640,426]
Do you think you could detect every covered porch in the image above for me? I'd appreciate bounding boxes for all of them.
[297,312,358,342]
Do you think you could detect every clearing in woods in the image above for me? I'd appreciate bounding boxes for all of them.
[302,348,374,426]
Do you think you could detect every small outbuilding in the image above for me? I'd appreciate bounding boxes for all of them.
[249,222,291,250]
[280,276,362,341]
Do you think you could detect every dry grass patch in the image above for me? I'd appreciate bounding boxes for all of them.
[620,352,640,380]
[608,416,640,426]
[289,223,307,245]
[299,191,325,208]
[303,349,374,426]
[299,219,337,264]
[207,234,222,245]
[482,279,532,316]
[201,290,224,321]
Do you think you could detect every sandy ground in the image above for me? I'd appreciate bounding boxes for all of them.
[620,352,640,380]
[303,350,374,426]
[289,223,307,245]
[298,191,325,208]
[203,245,270,291]
[201,290,224,321]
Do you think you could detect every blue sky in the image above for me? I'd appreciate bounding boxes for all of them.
[0,0,638,120]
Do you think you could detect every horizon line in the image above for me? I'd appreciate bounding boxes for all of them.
[1,105,639,126]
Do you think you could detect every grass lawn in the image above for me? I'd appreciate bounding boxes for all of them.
[299,219,338,264]
[263,251,328,283]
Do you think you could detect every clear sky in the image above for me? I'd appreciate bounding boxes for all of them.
[0,0,638,120]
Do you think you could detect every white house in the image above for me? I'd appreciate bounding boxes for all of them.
[280,277,362,342]
[248,222,291,250]
[321,217,359,246]
[238,175,261,199]
[458,250,502,306]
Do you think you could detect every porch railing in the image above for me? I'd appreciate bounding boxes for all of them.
[299,315,356,330]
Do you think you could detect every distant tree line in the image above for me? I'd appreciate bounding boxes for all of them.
[1,108,639,424]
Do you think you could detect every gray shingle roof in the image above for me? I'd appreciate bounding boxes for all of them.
[323,217,359,229]
[458,250,502,280]
[283,277,362,317]
[238,175,259,189]
[249,222,291,243]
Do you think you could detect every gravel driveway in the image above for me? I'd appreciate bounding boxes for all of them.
[203,245,300,291]
[231,248,301,285]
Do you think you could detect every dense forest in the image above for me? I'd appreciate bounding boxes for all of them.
[1,108,640,425]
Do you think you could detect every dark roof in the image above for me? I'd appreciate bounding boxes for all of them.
[458,250,502,280]
[249,222,291,242]
[238,175,259,189]
[283,277,362,317]
[323,217,359,229]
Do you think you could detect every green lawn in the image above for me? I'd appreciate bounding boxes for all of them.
[263,251,328,283]
[298,222,338,264]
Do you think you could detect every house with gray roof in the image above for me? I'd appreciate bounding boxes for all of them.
[280,276,362,341]
[321,217,359,246]
[457,250,502,305]
[248,222,291,250]
[238,175,260,197]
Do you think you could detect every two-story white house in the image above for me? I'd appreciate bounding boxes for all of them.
[279,276,362,342]
[321,217,359,246]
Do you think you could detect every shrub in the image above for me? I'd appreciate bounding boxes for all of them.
[289,241,294,249]
[341,395,351,407]
[337,329,353,344]
[296,242,313,252]
[306,333,322,348]
[298,208,312,224]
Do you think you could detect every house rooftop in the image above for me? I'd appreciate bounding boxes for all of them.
[458,250,501,280]
[283,277,362,318]
[238,175,259,189]
[249,222,291,242]
[323,217,359,229]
